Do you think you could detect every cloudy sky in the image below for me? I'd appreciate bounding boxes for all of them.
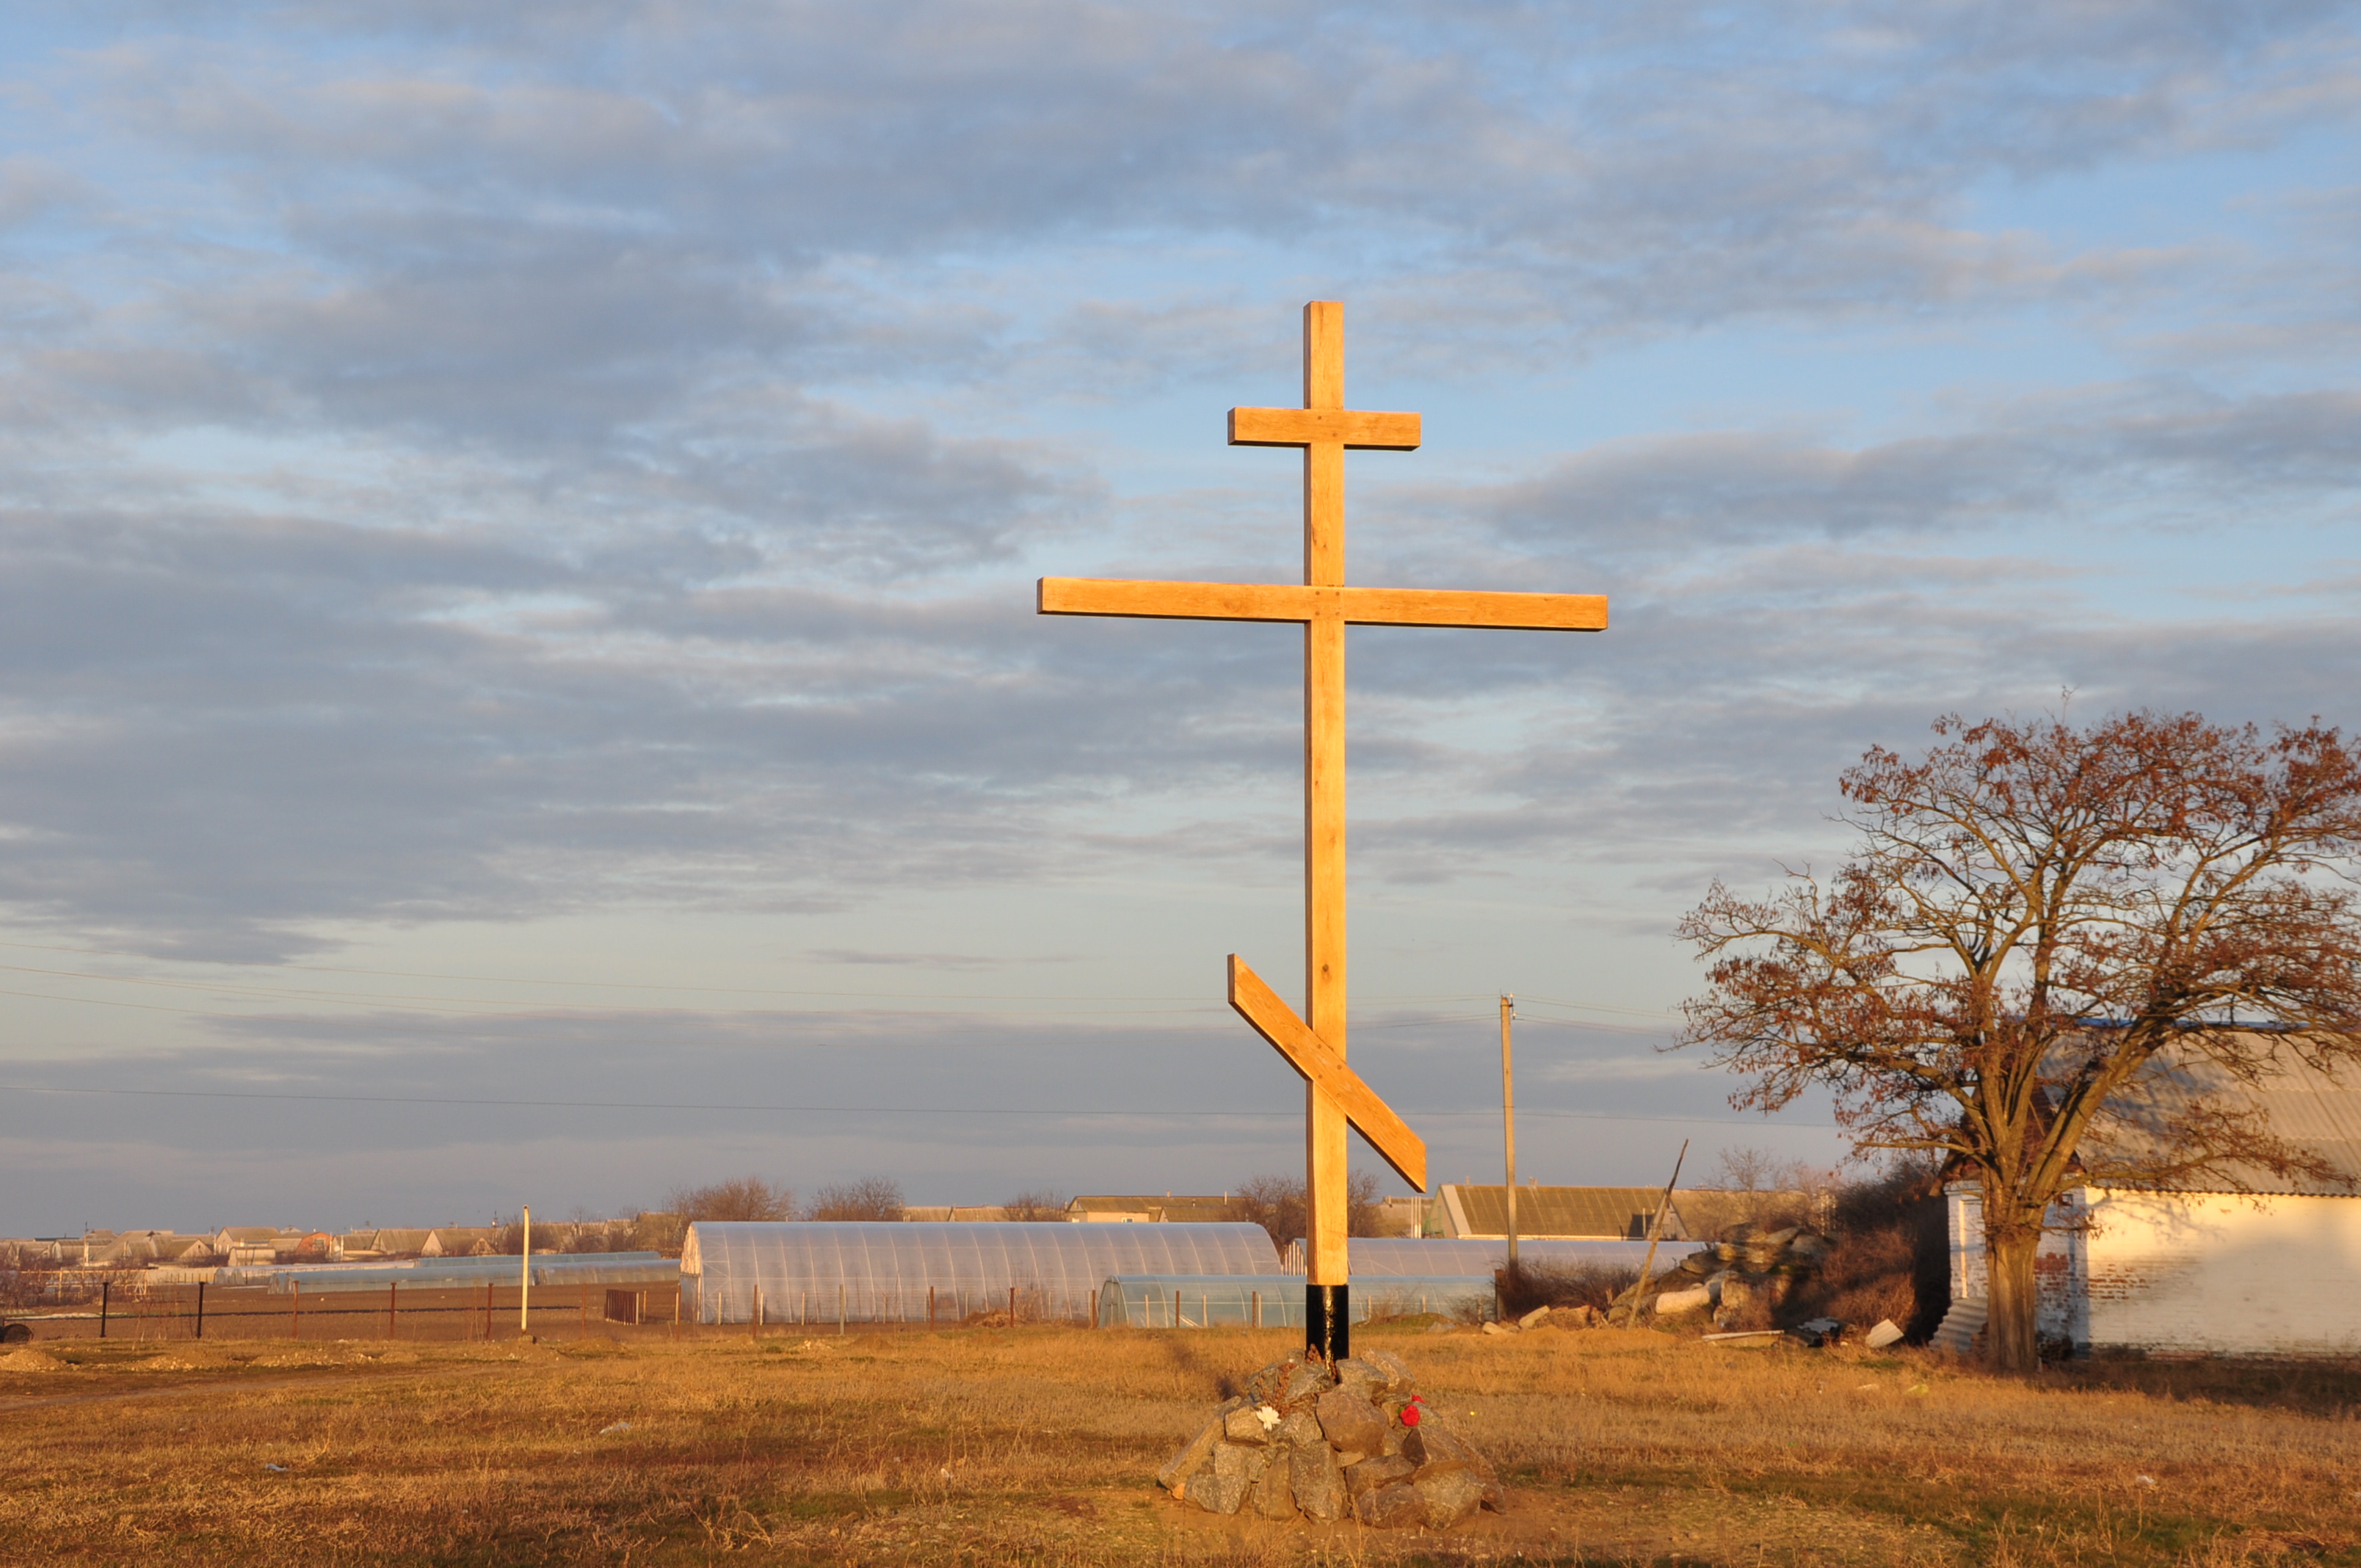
[2,2,2357,1238]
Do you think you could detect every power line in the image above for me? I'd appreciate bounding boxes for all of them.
[0,1081,1833,1128]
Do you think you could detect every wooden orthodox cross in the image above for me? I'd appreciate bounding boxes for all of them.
[1040,302,1606,1360]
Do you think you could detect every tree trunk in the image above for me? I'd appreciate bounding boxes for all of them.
[1985,1222,2042,1375]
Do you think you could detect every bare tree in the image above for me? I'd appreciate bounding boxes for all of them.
[1712,1147,1777,1193]
[807,1176,905,1222]
[665,1177,797,1223]
[1228,1171,1382,1249]
[1678,711,2361,1372]
[1001,1188,1069,1222]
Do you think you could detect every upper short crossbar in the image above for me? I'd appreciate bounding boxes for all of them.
[1037,578,1608,631]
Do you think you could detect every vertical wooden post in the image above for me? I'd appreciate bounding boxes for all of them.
[518,1206,532,1335]
[1089,1288,1097,1328]
[99,1280,110,1339]
[929,1285,935,1327]
[1009,1285,1017,1325]
[838,1283,845,1336]
[485,1281,493,1341]
[1252,1290,1261,1329]
[752,1286,762,1340]
[672,1286,681,1340]
[1300,301,1352,1365]
[195,1280,206,1340]
[1502,994,1519,1271]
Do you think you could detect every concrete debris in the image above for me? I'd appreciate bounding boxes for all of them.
[1864,1318,1905,1350]
[1785,1316,1843,1348]
[1160,1351,1505,1530]
[1929,1296,1987,1356]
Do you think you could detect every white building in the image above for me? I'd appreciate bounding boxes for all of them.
[1948,1038,2361,1356]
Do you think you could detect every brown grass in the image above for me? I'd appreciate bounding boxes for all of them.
[1,1321,2357,1565]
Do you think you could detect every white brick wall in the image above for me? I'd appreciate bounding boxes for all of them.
[1949,1181,2361,1354]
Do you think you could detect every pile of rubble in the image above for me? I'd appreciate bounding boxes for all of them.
[1158,1348,1504,1530]
[1649,1222,1829,1324]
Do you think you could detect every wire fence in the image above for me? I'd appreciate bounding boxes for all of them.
[2,1278,687,1343]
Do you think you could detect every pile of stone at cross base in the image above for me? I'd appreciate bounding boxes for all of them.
[1158,1347,1504,1530]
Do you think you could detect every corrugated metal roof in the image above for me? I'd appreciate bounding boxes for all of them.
[1343,1237,1709,1276]
[2080,1034,2361,1197]
[1445,1186,1686,1239]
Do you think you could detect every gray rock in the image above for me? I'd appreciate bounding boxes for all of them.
[1223,1406,1271,1444]
[1250,1453,1296,1519]
[1332,1356,1387,1403]
[1189,1472,1247,1515]
[1313,1387,1388,1459]
[1212,1440,1269,1485]
[1360,1348,1416,1398]
[1280,1361,1334,1406]
[1157,1409,1232,1494]
[1274,1407,1325,1449]
[1346,1454,1415,1499]
[1405,1418,1504,1506]
[1414,1464,1488,1529]
[1356,1482,1425,1529]
[1291,1442,1348,1522]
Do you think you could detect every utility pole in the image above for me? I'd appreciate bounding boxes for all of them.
[1501,995,1518,1270]
[519,1205,531,1335]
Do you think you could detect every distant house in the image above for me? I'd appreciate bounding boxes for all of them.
[1065,1194,1236,1224]
[1433,1185,1688,1241]
[367,1229,432,1257]
[1947,1035,2361,1356]
[422,1227,498,1257]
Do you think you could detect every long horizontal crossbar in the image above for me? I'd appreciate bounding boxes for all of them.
[1039,578,1608,631]
[1227,955,1426,1192]
[1227,407,1421,449]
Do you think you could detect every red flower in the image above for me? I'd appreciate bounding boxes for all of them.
[1401,1407,1421,1427]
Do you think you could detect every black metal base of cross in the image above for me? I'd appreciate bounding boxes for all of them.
[1305,1282,1349,1362]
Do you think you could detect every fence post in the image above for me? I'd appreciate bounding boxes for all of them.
[752,1285,761,1340]
[1089,1288,1097,1328]
[1009,1285,1016,1325]
[195,1280,206,1340]
[1252,1290,1260,1329]
[1173,1287,1180,1328]
[672,1286,680,1341]
[929,1285,935,1327]
[388,1281,397,1340]
[290,1282,300,1342]
[99,1280,109,1340]
[838,1282,845,1336]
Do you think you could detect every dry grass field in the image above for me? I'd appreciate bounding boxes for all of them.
[3,1319,2358,1567]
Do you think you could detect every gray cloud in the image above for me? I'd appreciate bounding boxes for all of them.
[0,1,2356,1226]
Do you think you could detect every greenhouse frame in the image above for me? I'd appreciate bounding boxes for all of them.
[1098,1274,1497,1328]
[211,1252,679,1293]
[681,1222,1281,1326]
